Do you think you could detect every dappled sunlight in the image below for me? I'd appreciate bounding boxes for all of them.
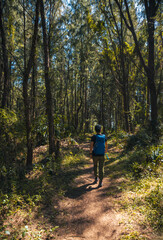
[1,138,162,239]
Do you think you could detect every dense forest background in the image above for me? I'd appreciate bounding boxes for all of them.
[0,0,163,239]
[0,0,162,167]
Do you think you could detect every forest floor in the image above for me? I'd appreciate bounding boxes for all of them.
[1,137,163,240]
[50,142,162,240]
[52,142,128,240]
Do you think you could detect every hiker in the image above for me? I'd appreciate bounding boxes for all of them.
[90,124,108,187]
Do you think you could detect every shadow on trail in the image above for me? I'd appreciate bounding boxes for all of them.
[65,182,99,199]
[39,141,128,238]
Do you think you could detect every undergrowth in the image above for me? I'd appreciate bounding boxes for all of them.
[0,141,87,240]
[108,127,163,238]
[0,128,162,239]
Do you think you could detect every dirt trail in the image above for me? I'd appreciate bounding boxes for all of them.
[53,142,125,240]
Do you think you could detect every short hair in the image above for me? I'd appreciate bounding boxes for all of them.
[95,124,101,133]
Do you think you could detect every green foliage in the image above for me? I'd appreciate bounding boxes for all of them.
[127,144,162,179]
[116,131,130,140]
[120,231,146,240]
[123,178,163,232]
[126,130,152,150]
[34,115,48,146]
[145,184,163,230]
[0,109,25,149]
[87,11,105,34]
[107,132,162,234]
[0,140,87,239]
[123,125,162,178]
[62,151,85,168]
[0,109,26,192]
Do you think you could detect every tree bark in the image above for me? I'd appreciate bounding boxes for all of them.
[146,0,157,123]
[0,0,9,108]
[23,0,39,167]
[0,59,2,102]
[31,56,36,119]
[40,0,55,154]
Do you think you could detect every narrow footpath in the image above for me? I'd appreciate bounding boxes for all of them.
[53,142,129,240]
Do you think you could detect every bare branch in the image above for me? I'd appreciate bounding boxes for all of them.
[114,0,132,31]
[116,0,148,73]
[144,0,149,22]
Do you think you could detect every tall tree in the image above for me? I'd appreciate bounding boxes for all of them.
[23,0,40,167]
[115,0,161,127]
[0,0,9,108]
[40,0,55,154]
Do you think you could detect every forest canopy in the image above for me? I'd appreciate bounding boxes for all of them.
[0,0,162,167]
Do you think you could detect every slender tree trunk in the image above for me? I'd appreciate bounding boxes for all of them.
[101,68,105,133]
[120,11,130,132]
[145,85,150,121]
[74,74,78,130]
[71,73,74,129]
[108,102,111,130]
[66,61,70,128]
[23,0,39,167]
[147,2,157,123]
[0,59,2,102]
[84,75,89,133]
[31,56,36,119]
[0,0,9,108]
[115,0,159,126]
[40,0,55,154]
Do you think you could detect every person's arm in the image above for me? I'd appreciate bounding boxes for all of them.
[90,141,94,158]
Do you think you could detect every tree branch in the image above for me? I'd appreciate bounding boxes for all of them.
[114,0,132,31]
[154,0,162,16]
[144,0,149,22]
[115,0,148,73]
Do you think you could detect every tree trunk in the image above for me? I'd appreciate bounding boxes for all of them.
[74,74,78,130]
[115,0,159,126]
[0,0,9,108]
[0,59,2,102]
[84,75,89,133]
[66,61,70,128]
[147,1,157,123]
[23,0,39,167]
[31,56,36,119]
[40,0,55,154]
[101,70,105,133]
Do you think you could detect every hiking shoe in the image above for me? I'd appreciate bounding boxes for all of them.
[98,181,103,187]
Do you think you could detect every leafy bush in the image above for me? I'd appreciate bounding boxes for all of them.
[0,109,26,192]
[34,115,48,146]
[116,131,130,140]
[126,130,152,150]
[0,109,18,161]
[127,145,163,179]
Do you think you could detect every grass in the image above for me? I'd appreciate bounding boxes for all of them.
[0,131,162,239]
[105,131,163,239]
[119,231,147,240]
[0,141,88,240]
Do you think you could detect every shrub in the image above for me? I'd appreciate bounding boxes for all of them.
[127,144,163,179]
[0,109,26,191]
[145,184,163,230]
[126,130,152,150]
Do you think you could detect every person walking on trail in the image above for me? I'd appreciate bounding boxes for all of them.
[90,124,108,187]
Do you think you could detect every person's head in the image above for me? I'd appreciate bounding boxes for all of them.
[95,124,102,133]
